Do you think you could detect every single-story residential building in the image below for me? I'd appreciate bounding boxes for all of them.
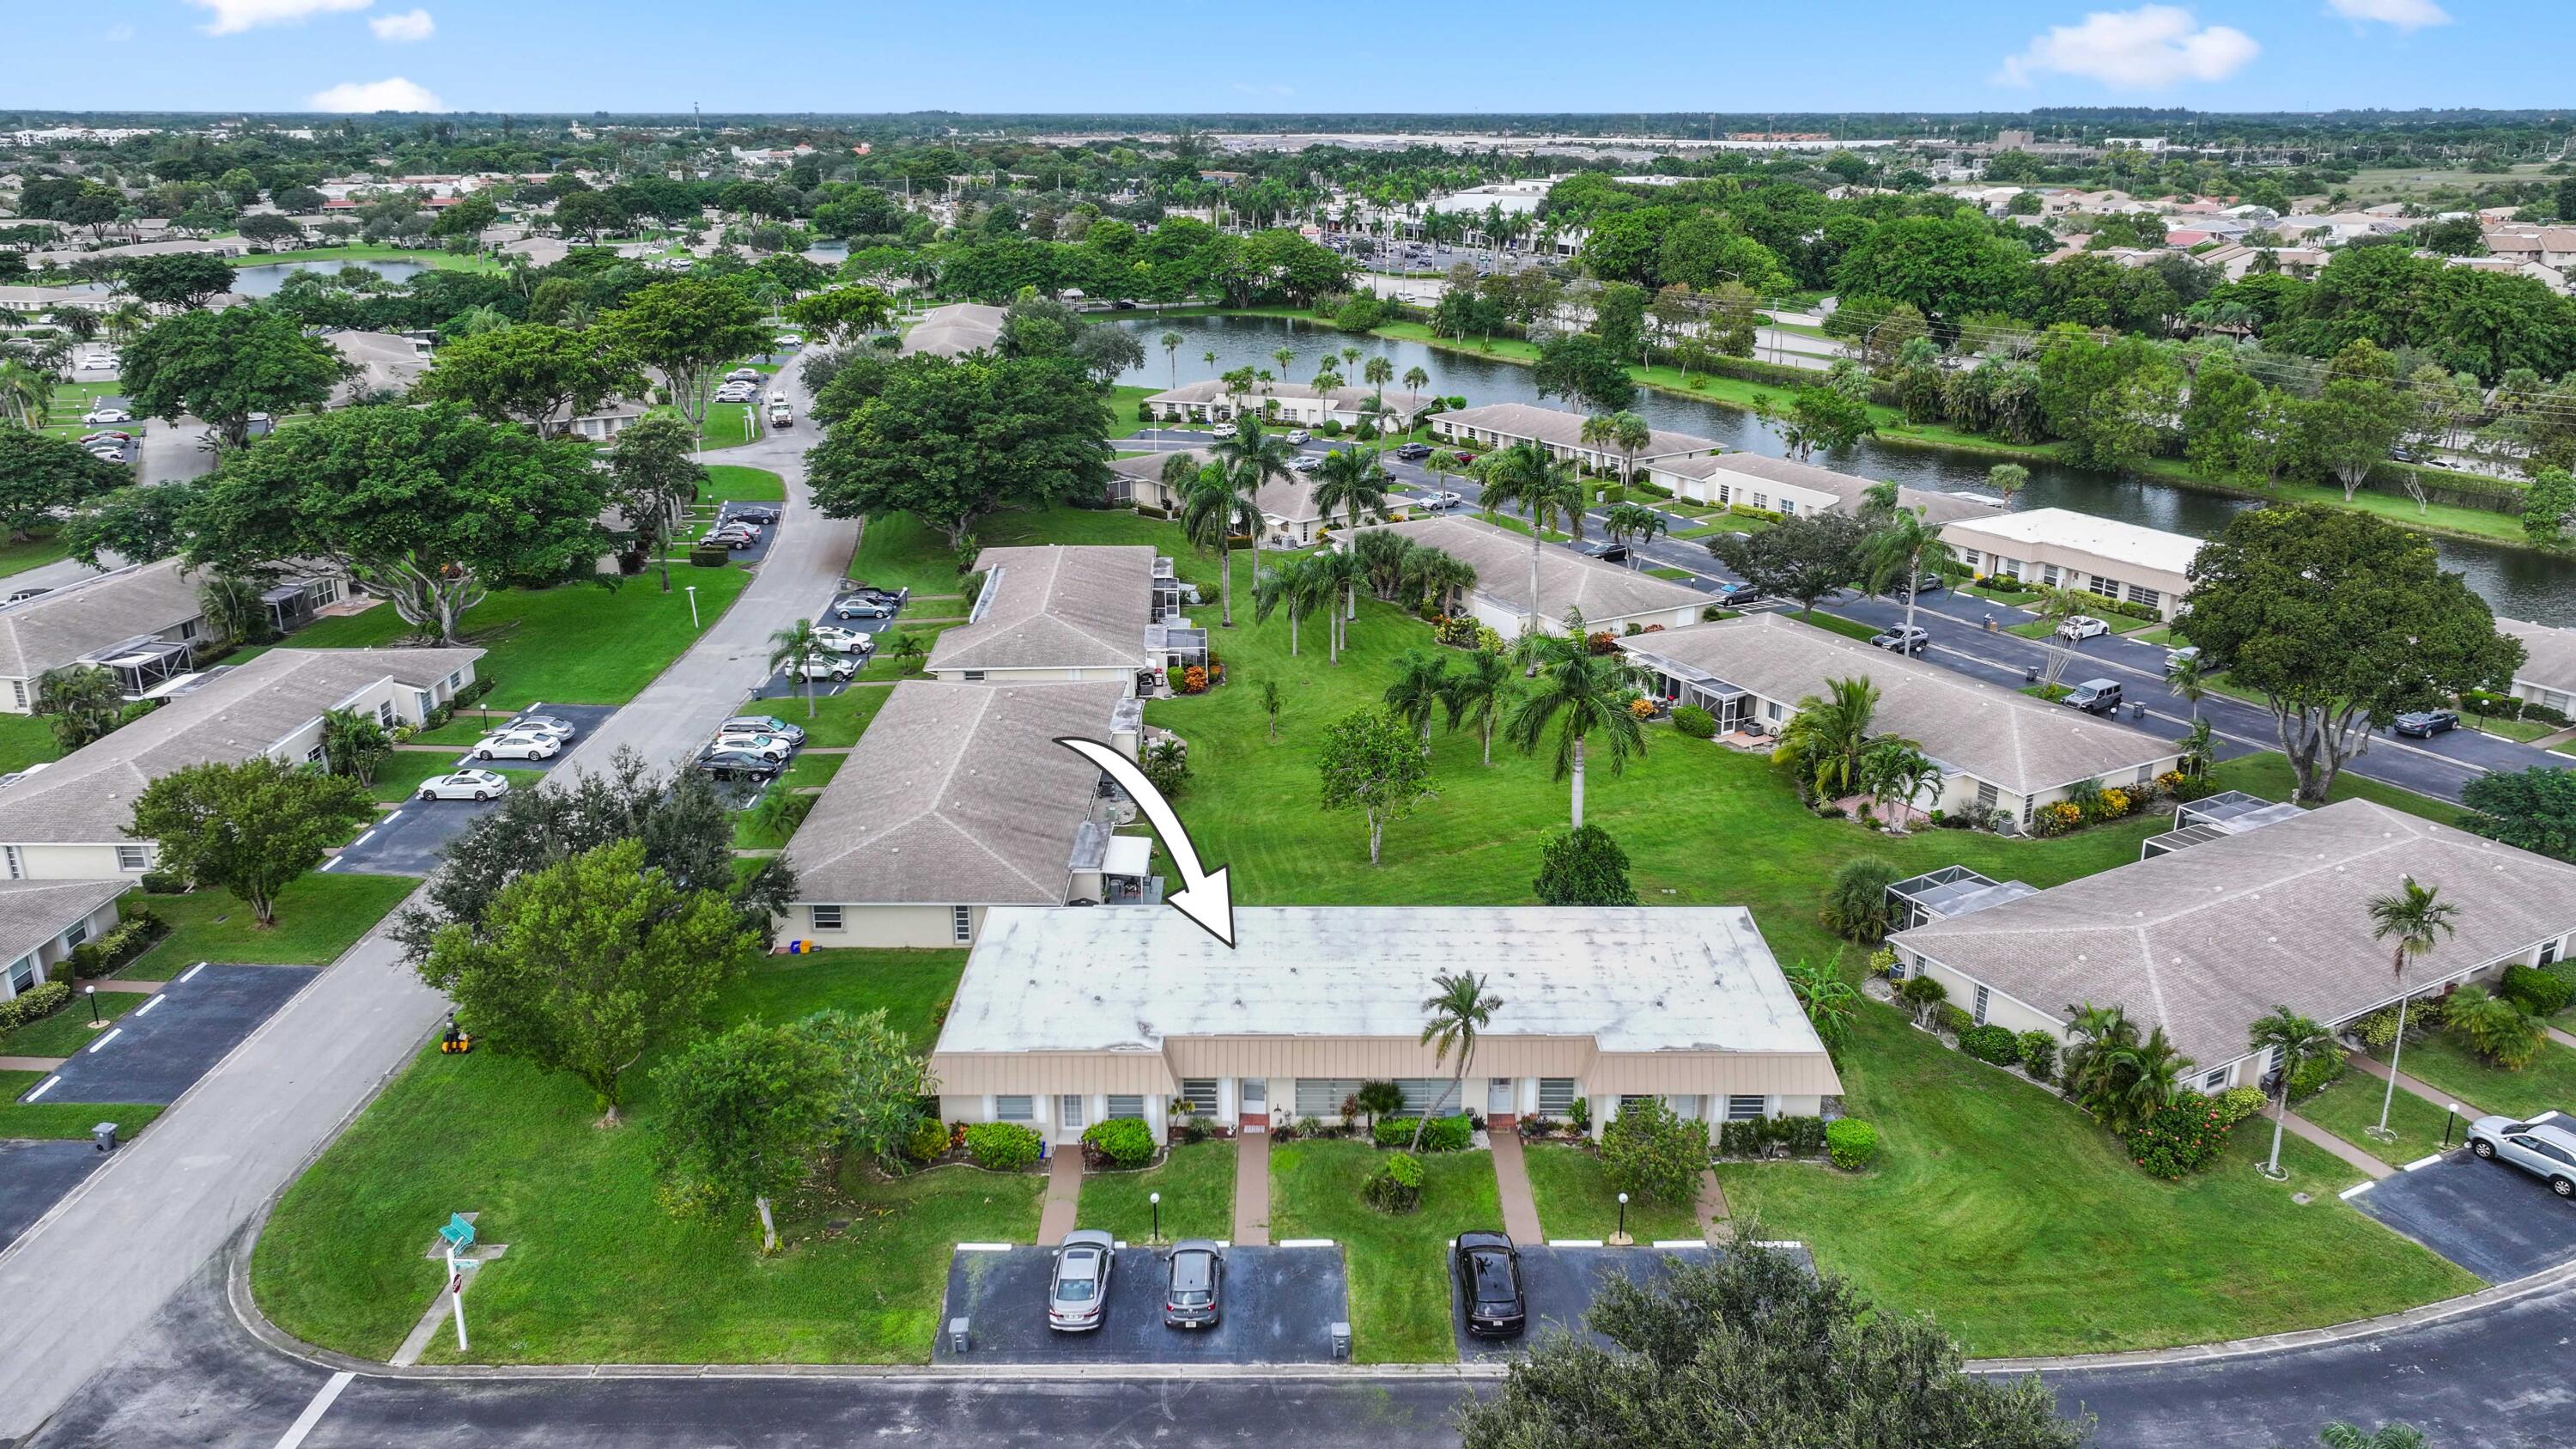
[778,679,1155,949]
[899,301,1007,358]
[1624,613,2184,828]
[0,878,131,1001]
[1341,514,1707,636]
[1648,452,1994,527]
[1888,799,2576,1094]
[1941,508,2203,620]
[927,544,1206,687]
[1109,447,1386,548]
[2496,618,2576,718]
[0,646,482,881]
[0,559,215,714]
[929,904,1844,1147]
[1430,402,1719,474]
[1141,379,1441,431]
[325,329,434,400]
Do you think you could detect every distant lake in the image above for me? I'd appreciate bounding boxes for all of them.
[228,259,434,295]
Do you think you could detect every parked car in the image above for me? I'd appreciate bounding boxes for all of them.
[1048,1229,1116,1332]
[2394,709,2460,739]
[1709,581,1765,606]
[82,407,131,424]
[505,714,578,740]
[1416,490,1464,510]
[1394,441,1434,460]
[829,595,897,621]
[712,731,796,761]
[1290,454,1322,473]
[773,332,804,347]
[416,769,513,802]
[471,730,562,761]
[707,530,759,551]
[1578,540,1630,564]
[787,654,859,682]
[79,430,131,444]
[1285,429,1311,445]
[843,582,908,603]
[1453,1231,1526,1339]
[1870,625,1930,656]
[3,588,51,605]
[2063,679,2123,715]
[2467,1115,2576,1197]
[1892,572,1946,599]
[80,352,116,371]
[86,446,126,462]
[725,368,762,382]
[695,747,781,782]
[726,503,782,524]
[1163,1239,1224,1329]
[2163,645,2202,675]
[768,405,793,429]
[722,715,805,745]
[2057,615,2110,642]
[811,624,875,654]
[1210,423,1237,439]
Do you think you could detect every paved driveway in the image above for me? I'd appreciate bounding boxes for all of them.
[2354,1148,2576,1283]
[934,1244,1350,1364]
[22,965,319,1105]
[1452,1243,1720,1360]
[0,1140,105,1252]
[332,704,616,875]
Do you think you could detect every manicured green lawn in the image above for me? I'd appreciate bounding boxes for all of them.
[0,532,74,580]
[700,465,786,502]
[0,712,64,776]
[770,686,890,749]
[1270,1140,1495,1364]
[283,569,753,708]
[0,1069,164,1140]
[1106,385,1156,440]
[1800,611,1882,643]
[1521,1142,1704,1243]
[252,947,984,1363]
[409,712,514,746]
[120,874,421,977]
[2295,1070,2468,1169]
[230,245,500,273]
[366,751,467,801]
[2469,714,2561,744]
[0,990,143,1057]
[2377,1035,2576,1123]
[846,512,966,596]
[1077,1140,1236,1244]
[777,752,842,790]
[2204,755,2467,828]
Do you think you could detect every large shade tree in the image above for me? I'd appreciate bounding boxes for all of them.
[806,353,1109,548]
[594,276,773,434]
[121,305,348,451]
[411,322,643,435]
[127,757,374,928]
[0,428,130,543]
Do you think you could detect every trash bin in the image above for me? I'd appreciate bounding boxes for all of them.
[2130,702,2148,722]
[2024,666,2039,684]
[91,1122,118,1153]
[946,1317,970,1355]
[1331,1321,1352,1361]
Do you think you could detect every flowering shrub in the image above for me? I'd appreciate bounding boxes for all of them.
[2032,801,2083,837]
[1627,697,1657,721]
[2093,787,2132,820]
[2124,1095,2232,1180]
[1179,665,1210,694]
[1587,630,1618,655]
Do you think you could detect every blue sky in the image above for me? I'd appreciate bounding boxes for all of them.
[28,1,2570,116]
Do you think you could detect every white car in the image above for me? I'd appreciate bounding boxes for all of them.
[722,715,804,744]
[503,714,578,740]
[787,655,858,682]
[774,333,804,347]
[81,353,116,371]
[2057,616,2110,642]
[82,408,132,424]
[725,368,762,382]
[471,730,562,761]
[714,388,758,404]
[416,769,513,802]
[712,732,796,761]
[1285,429,1311,444]
[811,624,875,654]
[1290,454,1321,472]
[1210,423,1237,439]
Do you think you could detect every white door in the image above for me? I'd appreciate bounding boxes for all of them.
[1487,1079,1515,1117]
[1057,1094,1086,1143]
[1668,1095,1703,1123]
[1240,1078,1267,1129]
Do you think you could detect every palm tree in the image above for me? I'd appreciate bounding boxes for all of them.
[1160,330,1184,390]
[1382,648,1449,742]
[1340,344,1362,371]
[1272,345,1296,389]
[1409,970,1501,1153]
[1773,676,1887,800]
[1579,412,1619,477]
[2167,650,2208,721]
[1310,365,1343,406]
[1402,365,1430,397]
[1309,548,1368,663]
[2107,1026,2192,1135]
[1607,412,1651,487]
[1252,552,1321,656]
[197,575,274,645]
[1476,442,1584,636]
[1212,417,1293,593]
[1177,462,1260,629]
[2317,1422,2427,1449]
[1601,502,1666,570]
[768,619,826,719]
[2366,877,2461,1141]
[1201,349,1217,375]
[1504,624,1647,830]
[1310,446,1388,546]
[2175,716,2216,778]
[2247,1007,2336,1180]
[1439,648,1514,766]
[1363,354,1394,409]
[1860,501,1959,641]
[1259,679,1282,743]
[2062,1002,2137,1107]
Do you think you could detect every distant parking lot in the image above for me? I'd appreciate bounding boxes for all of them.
[0,1140,106,1252]
[21,963,318,1105]
[2354,1147,2576,1283]
[331,703,617,876]
[933,1243,1350,1365]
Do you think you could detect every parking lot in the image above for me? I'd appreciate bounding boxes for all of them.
[0,1140,105,1252]
[2354,1144,2576,1283]
[747,589,907,702]
[331,703,617,876]
[19,964,318,1105]
[1451,1244,1722,1359]
[697,501,781,567]
[933,1244,1351,1365]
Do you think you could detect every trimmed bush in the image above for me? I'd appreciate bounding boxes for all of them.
[1672,704,1717,740]
[1600,1096,1709,1207]
[0,979,70,1032]
[1081,1117,1156,1168]
[1934,1002,1974,1038]
[2016,1030,2058,1082]
[2287,1050,2345,1101]
[963,1121,1042,1172]
[2210,1086,2268,1129]
[903,1116,951,1163]
[2124,1095,2232,1180]
[1363,1150,1424,1212]
[688,545,732,568]
[1716,1114,1828,1159]
[2501,964,2573,1017]
[138,870,186,894]
[1825,1118,1880,1171]
[1957,1024,2019,1065]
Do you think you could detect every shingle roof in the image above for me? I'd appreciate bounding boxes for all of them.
[928,545,1153,673]
[1435,401,1717,460]
[2499,618,2576,697]
[1625,613,2178,795]
[1658,453,1995,526]
[1892,800,2576,1068]
[0,878,129,964]
[899,302,1006,358]
[0,559,207,680]
[783,679,1128,905]
[1108,448,1329,526]
[1352,514,1706,624]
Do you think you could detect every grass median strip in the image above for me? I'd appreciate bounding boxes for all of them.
[0,1070,165,1139]
[2372,1036,2576,1123]
[1270,1140,1494,1363]
[1077,1139,1237,1244]
[119,874,421,977]
[2293,1072,2466,1170]
[1522,1142,1703,1243]
[0,991,143,1058]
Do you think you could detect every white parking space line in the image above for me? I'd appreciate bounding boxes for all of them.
[319,857,342,872]
[271,1370,354,1449]
[133,995,163,1017]
[24,1075,59,1101]
[2404,1154,2446,1171]
[2339,1180,2377,1199]
[350,831,376,849]
[86,1028,122,1054]
[179,962,205,983]
[382,811,403,825]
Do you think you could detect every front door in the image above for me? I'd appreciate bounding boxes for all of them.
[1057,1094,1086,1144]
[1240,1078,1267,1131]
[1486,1078,1516,1121]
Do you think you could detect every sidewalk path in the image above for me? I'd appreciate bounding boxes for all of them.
[2549,1024,2576,1054]
[1695,1170,1732,1240]
[2348,1050,2485,1120]
[2281,1110,2393,1180]
[1037,1148,1083,1246]
[1488,1130,1542,1244]
[1231,1130,1270,1246]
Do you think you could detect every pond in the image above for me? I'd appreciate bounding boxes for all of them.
[228,259,435,296]
[1115,314,2576,624]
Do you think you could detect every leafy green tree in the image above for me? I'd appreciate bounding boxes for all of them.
[595,277,772,433]
[807,354,1109,548]
[1532,332,1636,413]
[1783,956,1861,1054]
[1317,706,1432,867]
[2180,506,2522,803]
[0,428,128,542]
[1410,969,1500,1152]
[64,484,187,568]
[2460,767,2576,861]
[653,1019,839,1251]
[1767,382,1876,461]
[2182,362,2268,480]
[787,284,895,345]
[1832,213,2038,322]
[422,837,758,1123]
[1599,1094,1710,1209]
[33,667,127,750]
[2366,877,2461,1138]
[1455,1236,2083,1449]
[1505,624,1647,831]
[800,1006,939,1166]
[605,413,708,592]
[319,706,392,787]
[2522,467,2576,545]
[122,306,348,451]
[553,189,629,241]
[1532,822,1639,906]
[2308,375,2411,502]
[411,323,643,435]
[1709,510,1868,620]
[118,252,238,310]
[182,403,608,645]
[127,757,373,928]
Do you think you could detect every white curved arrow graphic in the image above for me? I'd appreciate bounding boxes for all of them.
[1056,735,1235,948]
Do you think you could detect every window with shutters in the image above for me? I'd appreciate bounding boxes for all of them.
[1295,1079,1360,1117]
[811,905,843,930]
[951,906,973,942]
[7,953,33,995]
[1179,1079,1219,1113]
[63,920,88,948]
[1725,1095,1767,1121]
[1536,1079,1577,1114]
[995,1096,1034,1122]
[1972,984,1990,1026]
[1975,781,1999,813]
[1394,1079,1456,1115]
[115,845,149,872]
[1106,1095,1145,1120]
[2542,938,2563,967]
[2127,584,2160,610]
[2202,1068,2228,1092]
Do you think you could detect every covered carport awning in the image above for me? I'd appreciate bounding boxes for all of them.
[1102,835,1152,881]
[1625,649,1747,713]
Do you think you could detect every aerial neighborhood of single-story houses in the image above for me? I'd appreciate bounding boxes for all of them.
[1625,612,2185,827]
[0,878,131,1002]
[1939,508,2204,620]
[2496,618,2576,718]
[0,646,482,882]
[1109,447,1386,548]
[1343,514,1708,636]
[778,678,1160,949]
[1645,450,1994,527]
[1430,401,1720,473]
[1887,798,2576,1095]
[925,544,1207,688]
[0,559,343,714]
[1141,379,1442,431]
[928,904,1844,1147]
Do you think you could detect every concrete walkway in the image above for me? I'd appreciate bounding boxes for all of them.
[1036,1147,1083,1246]
[1695,1169,1732,1241]
[2348,1050,2484,1119]
[1231,1129,1270,1246]
[2549,1023,2576,1054]
[1487,1129,1543,1244]
[0,1054,66,1072]
[2280,1110,2393,1180]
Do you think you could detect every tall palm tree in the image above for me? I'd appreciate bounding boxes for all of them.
[1579,412,1619,476]
[2174,716,2216,778]
[1400,545,1476,618]
[2366,877,2461,1140]
[1309,547,1368,663]
[1310,446,1388,543]
[1601,502,1667,570]
[1340,344,1362,371]
[1476,441,1584,636]
[1860,502,1959,641]
[1272,345,1296,387]
[1608,412,1651,486]
[1160,330,1184,390]
[1409,970,1501,1152]
[1382,648,1448,742]
[1504,624,1646,830]
[1176,462,1261,629]
[1773,676,1885,800]
[1252,552,1321,656]
[1363,354,1394,408]
[2107,1026,2192,1135]
[2167,650,2208,721]
[2062,1002,2137,1106]
[1212,417,1292,591]
[2247,1006,2336,1180]
[768,620,826,719]
[1401,365,1431,396]
[1201,349,1218,375]
[1439,647,1514,766]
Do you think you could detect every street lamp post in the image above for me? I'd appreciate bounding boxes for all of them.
[684,585,699,627]
[2444,1102,2464,1149]
[85,984,99,1026]
[1149,1190,1161,1245]
[1613,1191,1631,1247]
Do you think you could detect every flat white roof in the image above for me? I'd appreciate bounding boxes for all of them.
[1941,508,2205,578]
[1102,835,1152,878]
[939,905,1826,1056]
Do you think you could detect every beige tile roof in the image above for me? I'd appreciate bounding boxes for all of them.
[2500,618,2576,697]
[1434,401,1717,460]
[927,545,1153,674]
[1659,453,1996,526]
[1352,514,1705,625]
[1625,613,2179,796]
[0,878,129,963]
[899,302,1006,358]
[0,646,482,845]
[0,559,207,681]
[1892,800,2576,1068]
[783,679,1129,905]
[1108,448,1330,526]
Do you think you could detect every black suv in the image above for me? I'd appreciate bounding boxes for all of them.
[1162,1239,1224,1329]
[1453,1231,1526,1339]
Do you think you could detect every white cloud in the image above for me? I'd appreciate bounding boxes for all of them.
[2324,0,2450,30]
[369,8,434,40]
[1996,6,2260,88]
[104,21,135,40]
[187,0,374,36]
[308,76,446,112]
